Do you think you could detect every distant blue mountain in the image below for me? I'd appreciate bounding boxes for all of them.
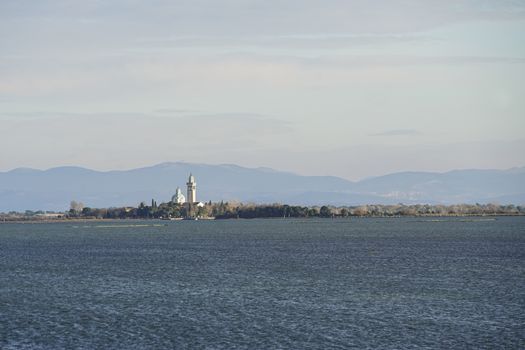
[0,162,524,211]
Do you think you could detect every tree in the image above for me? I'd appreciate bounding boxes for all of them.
[308,208,319,217]
[137,201,150,218]
[197,206,207,218]
[353,206,369,216]
[320,206,333,218]
[70,200,84,213]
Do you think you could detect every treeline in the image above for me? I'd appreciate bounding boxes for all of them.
[2,202,523,222]
[65,201,525,219]
[210,203,525,218]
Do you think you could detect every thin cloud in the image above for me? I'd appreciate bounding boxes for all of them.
[371,129,421,137]
[133,32,432,50]
[154,108,202,115]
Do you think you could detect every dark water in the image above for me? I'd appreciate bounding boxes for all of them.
[0,217,524,349]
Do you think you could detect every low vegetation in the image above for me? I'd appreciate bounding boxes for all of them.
[2,201,524,221]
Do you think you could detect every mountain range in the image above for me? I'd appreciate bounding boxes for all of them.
[1,162,524,212]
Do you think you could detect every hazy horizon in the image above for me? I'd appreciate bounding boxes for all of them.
[2,160,525,182]
[1,1,524,180]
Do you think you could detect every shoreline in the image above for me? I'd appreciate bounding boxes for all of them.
[1,213,524,224]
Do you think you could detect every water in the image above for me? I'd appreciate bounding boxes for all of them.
[1,217,524,349]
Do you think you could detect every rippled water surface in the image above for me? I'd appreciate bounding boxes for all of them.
[1,217,524,349]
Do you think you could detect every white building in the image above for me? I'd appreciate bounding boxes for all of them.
[171,187,186,204]
[171,174,204,209]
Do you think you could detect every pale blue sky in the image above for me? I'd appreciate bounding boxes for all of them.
[1,0,524,179]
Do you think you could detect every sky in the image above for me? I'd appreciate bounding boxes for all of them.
[0,0,524,180]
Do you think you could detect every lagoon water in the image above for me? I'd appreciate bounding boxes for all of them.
[1,217,524,349]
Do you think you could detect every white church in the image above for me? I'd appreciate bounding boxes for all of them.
[172,174,205,207]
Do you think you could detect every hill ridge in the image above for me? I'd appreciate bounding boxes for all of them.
[1,163,524,211]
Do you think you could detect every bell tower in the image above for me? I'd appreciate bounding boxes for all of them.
[186,174,197,203]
